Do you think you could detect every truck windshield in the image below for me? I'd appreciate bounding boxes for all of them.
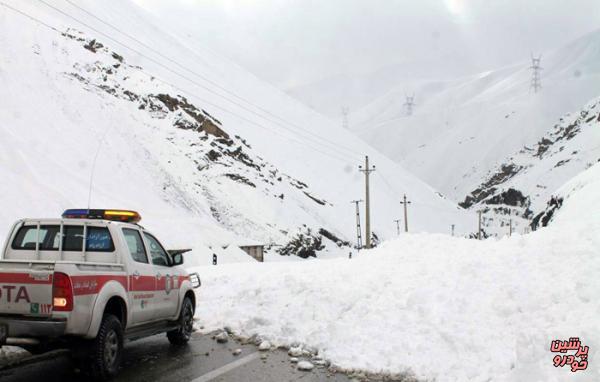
[11,225,115,252]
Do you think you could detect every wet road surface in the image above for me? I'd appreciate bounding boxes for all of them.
[0,332,352,382]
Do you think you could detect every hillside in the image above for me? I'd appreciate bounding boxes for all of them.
[0,0,472,261]
[460,96,600,234]
[530,160,600,233]
[350,29,600,202]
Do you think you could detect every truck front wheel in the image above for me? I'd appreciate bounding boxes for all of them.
[167,297,194,345]
[85,314,124,381]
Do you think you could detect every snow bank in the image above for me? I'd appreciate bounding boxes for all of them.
[195,218,600,381]
[185,245,257,268]
[0,346,28,367]
[551,162,600,233]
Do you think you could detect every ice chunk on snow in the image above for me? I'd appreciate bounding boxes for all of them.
[258,341,271,351]
[297,361,314,371]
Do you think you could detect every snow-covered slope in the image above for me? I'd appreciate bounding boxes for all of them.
[549,162,600,231]
[350,29,600,201]
[194,164,600,382]
[0,0,472,259]
[529,161,600,232]
[459,96,600,234]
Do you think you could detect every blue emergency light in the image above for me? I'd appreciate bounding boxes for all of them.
[62,209,142,223]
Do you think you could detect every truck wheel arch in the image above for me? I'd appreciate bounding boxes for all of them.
[85,281,129,339]
[103,296,127,328]
[183,290,195,314]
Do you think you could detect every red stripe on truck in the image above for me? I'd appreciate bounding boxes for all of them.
[0,272,53,284]
[129,275,156,292]
[71,275,128,296]
[1,273,188,295]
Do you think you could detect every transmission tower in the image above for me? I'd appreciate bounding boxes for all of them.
[351,200,364,249]
[404,94,415,116]
[530,54,542,93]
[341,106,349,129]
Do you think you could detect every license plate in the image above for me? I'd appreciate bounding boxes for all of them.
[0,324,7,345]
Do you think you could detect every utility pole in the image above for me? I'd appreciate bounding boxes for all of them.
[530,54,542,93]
[404,94,416,116]
[359,156,375,248]
[478,210,483,240]
[400,194,411,233]
[394,219,401,236]
[509,218,512,237]
[451,224,455,237]
[341,106,349,129]
[351,200,364,249]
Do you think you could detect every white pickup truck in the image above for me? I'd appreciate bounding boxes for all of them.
[0,209,200,380]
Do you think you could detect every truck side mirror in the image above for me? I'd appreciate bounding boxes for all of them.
[172,253,184,266]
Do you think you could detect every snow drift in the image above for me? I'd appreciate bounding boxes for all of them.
[194,164,600,381]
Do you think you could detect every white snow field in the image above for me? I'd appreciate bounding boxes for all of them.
[193,163,600,382]
[0,0,472,260]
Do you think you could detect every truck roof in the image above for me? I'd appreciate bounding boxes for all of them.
[18,218,142,229]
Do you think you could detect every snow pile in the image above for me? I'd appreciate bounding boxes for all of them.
[181,244,257,268]
[193,175,600,381]
[0,346,28,367]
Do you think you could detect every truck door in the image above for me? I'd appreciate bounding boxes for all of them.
[142,232,179,320]
[121,228,155,325]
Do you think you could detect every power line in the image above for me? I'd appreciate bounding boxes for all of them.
[50,0,364,162]
[5,1,359,165]
[400,194,411,232]
[404,94,415,116]
[350,200,364,249]
[341,106,349,129]
[393,219,401,236]
[530,54,542,93]
[359,156,376,249]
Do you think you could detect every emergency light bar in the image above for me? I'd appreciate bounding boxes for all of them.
[62,209,142,223]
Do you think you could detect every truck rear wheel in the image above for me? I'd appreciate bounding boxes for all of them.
[167,297,194,345]
[85,314,124,381]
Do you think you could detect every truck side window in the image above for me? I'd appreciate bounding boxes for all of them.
[12,225,57,250]
[86,227,115,252]
[143,233,171,267]
[122,228,148,264]
[11,225,114,252]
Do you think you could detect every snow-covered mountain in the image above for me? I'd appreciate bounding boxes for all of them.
[350,29,600,202]
[460,96,600,234]
[286,56,479,119]
[0,0,472,261]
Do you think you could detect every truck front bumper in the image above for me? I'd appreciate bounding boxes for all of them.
[0,316,67,345]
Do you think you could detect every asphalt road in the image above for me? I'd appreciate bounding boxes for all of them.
[0,332,353,382]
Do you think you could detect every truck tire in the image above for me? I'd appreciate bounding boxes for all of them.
[167,297,194,345]
[86,314,124,381]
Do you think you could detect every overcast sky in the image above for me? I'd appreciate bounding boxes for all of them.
[134,0,600,90]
